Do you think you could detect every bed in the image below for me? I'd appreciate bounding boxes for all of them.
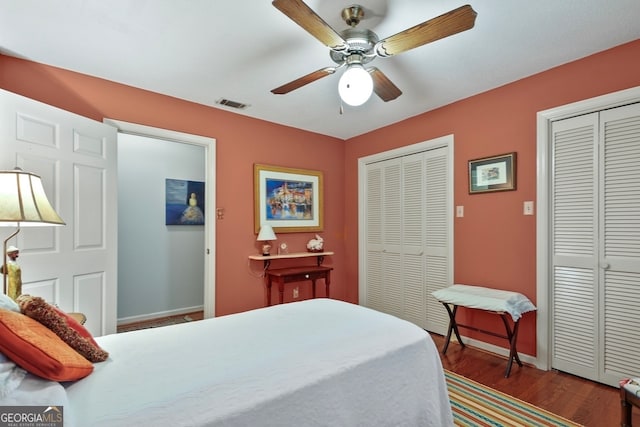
[0,298,453,427]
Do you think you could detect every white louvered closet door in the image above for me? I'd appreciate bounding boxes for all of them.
[423,148,451,333]
[550,112,599,381]
[599,103,640,385]
[550,103,640,386]
[363,146,450,334]
[400,153,426,326]
[363,161,387,315]
[363,156,405,320]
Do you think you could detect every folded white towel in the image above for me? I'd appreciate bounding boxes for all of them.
[621,378,640,397]
[432,284,537,322]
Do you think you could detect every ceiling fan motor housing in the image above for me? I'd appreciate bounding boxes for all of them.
[329,28,378,65]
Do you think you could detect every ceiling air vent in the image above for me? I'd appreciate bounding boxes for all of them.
[216,98,250,110]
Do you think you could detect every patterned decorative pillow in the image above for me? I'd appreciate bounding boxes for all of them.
[16,295,109,363]
[0,309,93,381]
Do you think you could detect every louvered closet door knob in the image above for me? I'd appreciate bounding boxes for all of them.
[600,262,610,270]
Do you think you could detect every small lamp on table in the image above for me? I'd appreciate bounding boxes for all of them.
[257,224,277,256]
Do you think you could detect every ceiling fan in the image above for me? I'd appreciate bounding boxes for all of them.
[271,0,477,106]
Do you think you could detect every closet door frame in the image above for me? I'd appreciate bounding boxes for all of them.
[536,86,640,371]
[357,134,454,325]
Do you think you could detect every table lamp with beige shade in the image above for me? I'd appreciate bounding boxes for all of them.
[0,167,65,297]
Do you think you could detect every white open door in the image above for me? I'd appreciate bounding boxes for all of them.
[0,89,117,336]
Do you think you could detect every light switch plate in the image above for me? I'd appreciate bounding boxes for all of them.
[524,201,534,215]
[456,206,464,217]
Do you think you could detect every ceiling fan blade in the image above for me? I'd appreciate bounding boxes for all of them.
[271,67,336,95]
[369,67,402,102]
[376,4,477,57]
[272,0,347,51]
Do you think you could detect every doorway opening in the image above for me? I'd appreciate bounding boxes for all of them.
[105,119,216,321]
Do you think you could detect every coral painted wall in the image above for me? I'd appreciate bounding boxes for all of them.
[344,39,640,356]
[0,54,346,316]
[2,38,640,358]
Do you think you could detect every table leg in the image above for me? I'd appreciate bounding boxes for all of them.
[278,279,285,304]
[442,303,465,354]
[325,271,331,298]
[266,277,273,307]
[500,314,522,378]
[621,387,632,427]
[311,279,317,298]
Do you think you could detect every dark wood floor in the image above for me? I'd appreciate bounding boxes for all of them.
[430,333,638,427]
[116,311,204,333]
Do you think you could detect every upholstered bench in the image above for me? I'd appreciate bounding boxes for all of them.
[621,378,640,427]
[432,284,537,378]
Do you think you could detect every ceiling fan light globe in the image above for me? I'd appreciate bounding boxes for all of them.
[338,65,373,106]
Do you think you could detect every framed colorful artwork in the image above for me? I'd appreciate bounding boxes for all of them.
[254,164,323,233]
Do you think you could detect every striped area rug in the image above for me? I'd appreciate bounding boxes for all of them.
[445,370,583,426]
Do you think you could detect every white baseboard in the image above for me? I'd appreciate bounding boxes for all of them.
[117,305,204,326]
[451,335,538,368]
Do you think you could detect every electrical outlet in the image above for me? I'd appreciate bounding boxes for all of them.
[293,287,299,298]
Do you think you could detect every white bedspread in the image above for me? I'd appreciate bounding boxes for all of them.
[432,284,536,321]
[65,299,452,426]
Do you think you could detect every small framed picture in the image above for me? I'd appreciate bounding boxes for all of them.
[165,178,205,225]
[468,152,516,194]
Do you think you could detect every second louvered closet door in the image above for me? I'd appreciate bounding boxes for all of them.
[550,102,640,386]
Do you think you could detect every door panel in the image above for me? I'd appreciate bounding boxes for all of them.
[424,148,450,333]
[0,89,117,336]
[381,158,403,319]
[550,103,640,386]
[600,103,640,385]
[550,113,599,380]
[364,165,385,313]
[402,153,426,327]
[362,142,451,334]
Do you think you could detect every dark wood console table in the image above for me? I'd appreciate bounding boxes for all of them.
[265,265,332,306]
[248,252,334,306]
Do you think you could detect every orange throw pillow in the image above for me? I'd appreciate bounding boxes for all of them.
[0,309,93,381]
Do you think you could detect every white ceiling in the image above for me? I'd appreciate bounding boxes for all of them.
[2,1,640,139]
